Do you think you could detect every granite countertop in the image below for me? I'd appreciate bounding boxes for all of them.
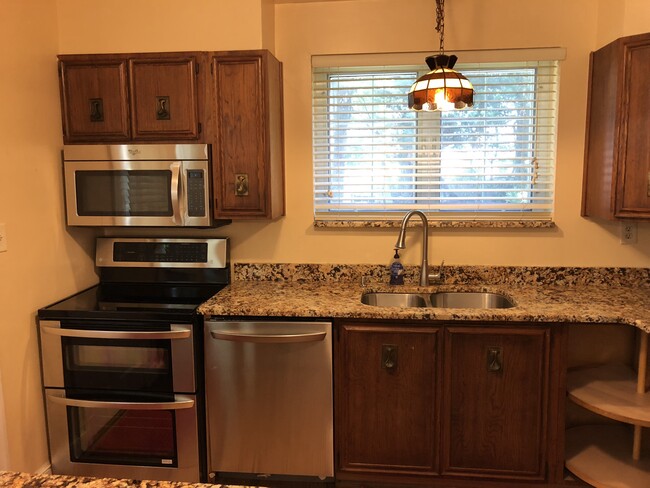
[0,471,262,488]
[198,264,650,333]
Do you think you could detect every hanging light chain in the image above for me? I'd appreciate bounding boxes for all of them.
[436,0,445,53]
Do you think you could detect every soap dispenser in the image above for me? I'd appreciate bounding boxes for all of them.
[389,249,404,285]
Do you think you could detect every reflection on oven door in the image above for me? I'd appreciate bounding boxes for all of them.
[39,321,195,394]
[44,389,200,482]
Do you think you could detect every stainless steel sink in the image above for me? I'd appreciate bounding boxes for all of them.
[429,291,515,309]
[361,292,428,308]
[361,291,515,309]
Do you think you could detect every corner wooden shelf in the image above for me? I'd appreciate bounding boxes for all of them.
[565,425,650,488]
[565,331,649,487]
[567,363,650,426]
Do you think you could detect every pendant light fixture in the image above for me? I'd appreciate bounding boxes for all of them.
[408,0,474,111]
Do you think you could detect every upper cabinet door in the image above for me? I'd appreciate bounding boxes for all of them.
[58,53,204,144]
[129,56,201,140]
[211,51,285,219]
[617,40,650,216]
[582,32,650,221]
[59,59,130,142]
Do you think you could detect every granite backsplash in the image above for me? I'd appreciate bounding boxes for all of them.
[233,263,650,288]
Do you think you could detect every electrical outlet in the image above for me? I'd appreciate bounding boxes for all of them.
[0,223,6,252]
[620,221,638,245]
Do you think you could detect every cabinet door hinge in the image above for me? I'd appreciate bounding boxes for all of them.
[198,122,202,134]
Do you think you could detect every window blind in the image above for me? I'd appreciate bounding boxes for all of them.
[312,58,560,222]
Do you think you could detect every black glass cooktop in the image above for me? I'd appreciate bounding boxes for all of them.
[38,283,225,322]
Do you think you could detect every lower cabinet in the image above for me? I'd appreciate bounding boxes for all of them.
[335,321,566,487]
[441,326,550,480]
[335,323,441,479]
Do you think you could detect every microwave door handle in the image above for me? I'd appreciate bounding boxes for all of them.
[170,161,183,225]
[40,323,191,340]
[179,162,188,223]
[46,392,195,410]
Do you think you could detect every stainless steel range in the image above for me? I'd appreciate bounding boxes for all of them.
[37,237,229,483]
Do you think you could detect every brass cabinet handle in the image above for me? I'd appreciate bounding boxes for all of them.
[156,96,170,120]
[487,346,502,372]
[235,174,249,196]
[89,98,104,122]
[382,344,398,372]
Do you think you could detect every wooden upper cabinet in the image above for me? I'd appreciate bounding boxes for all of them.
[582,32,650,220]
[441,326,550,481]
[129,56,201,140]
[58,53,204,144]
[57,49,285,221]
[59,59,130,141]
[211,50,285,219]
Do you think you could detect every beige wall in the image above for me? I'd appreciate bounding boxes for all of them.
[224,0,649,267]
[53,0,650,269]
[1,0,649,475]
[0,0,97,473]
[56,0,266,53]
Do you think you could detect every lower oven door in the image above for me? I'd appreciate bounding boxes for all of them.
[44,389,200,482]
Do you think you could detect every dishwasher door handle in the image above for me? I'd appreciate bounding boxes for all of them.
[209,329,327,344]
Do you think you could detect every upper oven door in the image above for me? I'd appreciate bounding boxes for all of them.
[39,320,195,395]
[63,159,210,227]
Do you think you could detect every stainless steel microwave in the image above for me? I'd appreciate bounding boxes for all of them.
[63,144,213,227]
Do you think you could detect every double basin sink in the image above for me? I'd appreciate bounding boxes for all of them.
[361,291,515,309]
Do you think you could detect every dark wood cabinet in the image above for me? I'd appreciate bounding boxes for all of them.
[129,56,202,140]
[335,323,440,481]
[58,52,205,143]
[57,49,286,221]
[58,58,130,142]
[335,321,566,487]
[441,326,550,481]
[210,50,285,219]
[582,32,650,220]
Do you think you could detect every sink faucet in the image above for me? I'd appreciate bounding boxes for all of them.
[394,210,444,286]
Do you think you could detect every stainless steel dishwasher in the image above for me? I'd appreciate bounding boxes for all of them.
[204,320,333,482]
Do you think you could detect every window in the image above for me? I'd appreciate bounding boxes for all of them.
[312,50,562,226]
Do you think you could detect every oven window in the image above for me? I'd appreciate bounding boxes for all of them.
[62,339,173,394]
[75,170,173,216]
[69,344,168,371]
[68,406,177,467]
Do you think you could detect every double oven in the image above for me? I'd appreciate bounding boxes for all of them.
[37,237,229,482]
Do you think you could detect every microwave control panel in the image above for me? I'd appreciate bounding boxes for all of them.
[187,170,206,217]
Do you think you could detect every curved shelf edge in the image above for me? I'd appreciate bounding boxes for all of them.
[565,425,650,488]
[567,364,650,426]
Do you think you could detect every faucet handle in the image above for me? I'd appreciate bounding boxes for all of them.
[429,259,445,284]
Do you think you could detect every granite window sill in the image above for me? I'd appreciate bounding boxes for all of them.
[313,220,556,229]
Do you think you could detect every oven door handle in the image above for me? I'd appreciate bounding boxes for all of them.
[210,329,327,344]
[46,392,195,410]
[40,323,191,340]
